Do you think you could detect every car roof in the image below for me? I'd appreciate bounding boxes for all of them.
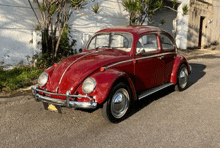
[97,25,165,35]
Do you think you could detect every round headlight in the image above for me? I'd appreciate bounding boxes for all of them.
[82,78,96,94]
[38,72,48,87]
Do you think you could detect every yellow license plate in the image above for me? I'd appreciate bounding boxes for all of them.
[48,104,58,111]
[43,102,62,113]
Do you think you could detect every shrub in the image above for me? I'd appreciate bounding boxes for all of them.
[0,66,43,91]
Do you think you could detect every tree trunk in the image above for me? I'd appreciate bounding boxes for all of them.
[54,20,68,57]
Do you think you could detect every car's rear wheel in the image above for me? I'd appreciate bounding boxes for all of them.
[101,82,132,123]
[175,64,189,91]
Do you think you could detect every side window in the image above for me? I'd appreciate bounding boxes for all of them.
[136,34,158,54]
[88,34,109,49]
[111,34,132,52]
[160,34,175,50]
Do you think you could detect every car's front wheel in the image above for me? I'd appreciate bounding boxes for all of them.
[175,64,189,91]
[101,82,132,123]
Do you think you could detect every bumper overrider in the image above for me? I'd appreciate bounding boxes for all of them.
[31,85,97,109]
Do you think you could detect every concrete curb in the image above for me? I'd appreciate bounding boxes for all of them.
[20,84,36,91]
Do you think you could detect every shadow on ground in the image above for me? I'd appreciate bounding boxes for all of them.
[188,63,206,87]
[127,63,206,120]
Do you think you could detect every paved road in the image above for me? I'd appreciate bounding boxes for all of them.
[0,55,220,148]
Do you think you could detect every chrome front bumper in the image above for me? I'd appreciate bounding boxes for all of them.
[31,85,97,109]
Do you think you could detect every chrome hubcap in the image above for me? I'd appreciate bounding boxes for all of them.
[111,88,130,118]
[179,67,188,89]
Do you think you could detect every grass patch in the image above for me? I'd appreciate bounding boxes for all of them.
[0,66,43,92]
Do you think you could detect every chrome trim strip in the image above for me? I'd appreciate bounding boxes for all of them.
[59,52,95,85]
[138,82,173,100]
[105,52,176,69]
[136,52,176,61]
[106,59,133,69]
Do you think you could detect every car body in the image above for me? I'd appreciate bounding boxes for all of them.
[32,25,192,123]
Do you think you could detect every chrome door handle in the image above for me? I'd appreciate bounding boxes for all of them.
[158,56,165,60]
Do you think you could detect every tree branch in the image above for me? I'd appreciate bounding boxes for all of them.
[163,6,178,13]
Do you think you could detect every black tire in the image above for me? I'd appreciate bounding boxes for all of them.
[175,64,189,91]
[101,82,132,123]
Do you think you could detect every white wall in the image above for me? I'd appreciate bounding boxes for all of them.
[70,0,190,50]
[0,0,129,67]
[69,0,129,50]
[0,0,190,67]
[150,8,177,38]
[0,0,40,67]
[175,0,189,49]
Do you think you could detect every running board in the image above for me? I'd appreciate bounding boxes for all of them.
[138,83,173,100]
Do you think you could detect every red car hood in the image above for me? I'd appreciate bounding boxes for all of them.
[46,49,131,94]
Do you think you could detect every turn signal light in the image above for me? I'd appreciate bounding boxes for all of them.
[100,67,105,72]
[53,63,58,67]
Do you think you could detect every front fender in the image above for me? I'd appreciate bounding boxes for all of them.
[170,54,190,85]
[75,68,137,104]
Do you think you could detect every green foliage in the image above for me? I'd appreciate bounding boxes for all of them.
[58,25,76,56]
[70,0,83,7]
[153,1,162,9]
[35,24,41,31]
[0,66,43,91]
[160,19,165,25]
[122,0,144,24]
[172,0,177,6]
[50,3,57,14]
[123,0,140,13]
[122,0,188,25]
[182,5,188,15]
[40,3,47,12]
[146,0,151,6]
[35,53,63,69]
[92,3,100,14]
[37,24,76,69]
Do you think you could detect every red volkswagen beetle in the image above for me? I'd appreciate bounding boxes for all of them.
[32,26,191,123]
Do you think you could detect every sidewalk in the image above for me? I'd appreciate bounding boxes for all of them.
[178,44,220,60]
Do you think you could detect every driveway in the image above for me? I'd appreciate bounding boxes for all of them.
[0,53,219,148]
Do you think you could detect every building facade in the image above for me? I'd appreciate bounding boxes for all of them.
[187,0,220,48]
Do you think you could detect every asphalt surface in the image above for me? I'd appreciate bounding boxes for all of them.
[0,52,220,148]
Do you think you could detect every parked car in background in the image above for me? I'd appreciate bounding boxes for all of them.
[32,26,192,123]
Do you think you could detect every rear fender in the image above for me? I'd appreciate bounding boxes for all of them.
[170,54,190,84]
[75,69,137,104]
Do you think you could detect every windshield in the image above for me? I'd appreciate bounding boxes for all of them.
[87,32,133,52]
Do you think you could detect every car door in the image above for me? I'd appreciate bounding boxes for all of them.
[134,33,165,92]
[159,33,176,83]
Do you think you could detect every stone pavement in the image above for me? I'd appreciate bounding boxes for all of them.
[178,45,220,60]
